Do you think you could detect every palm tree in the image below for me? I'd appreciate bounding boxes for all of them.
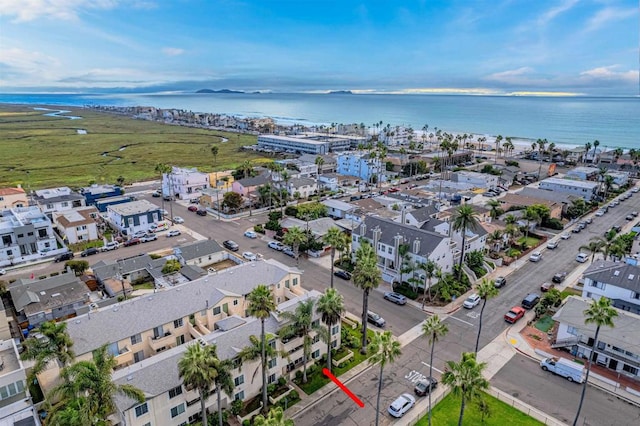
[212,357,235,426]
[315,155,325,170]
[283,226,307,266]
[485,199,502,220]
[21,321,75,379]
[211,145,219,169]
[247,285,277,413]
[494,135,502,164]
[368,331,402,426]
[155,162,173,221]
[451,205,480,279]
[474,278,499,353]
[278,299,319,384]
[603,175,615,199]
[178,343,219,426]
[579,239,606,263]
[323,227,347,289]
[584,142,592,164]
[536,138,547,179]
[253,406,294,426]
[488,230,504,252]
[592,140,600,164]
[573,297,618,426]
[419,259,437,309]
[522,207,539,246]
[352,240,381,354]
[316,288,345,372]
[238,334,280,387]
[442,352,490,426]
[422,315,448,426]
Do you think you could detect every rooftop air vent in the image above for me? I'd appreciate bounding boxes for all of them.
[629,274,635,280]
[614,270,620,276]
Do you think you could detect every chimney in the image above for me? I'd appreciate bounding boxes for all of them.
[373,226,382,249]
[413,239,421,254]
[401,208,407,224]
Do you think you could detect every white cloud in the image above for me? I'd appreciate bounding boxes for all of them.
[162,47,184,56]
[0,0,120,22]
[0,47,62,85]
[537,0,580,26]
[484,67,545,85]
[585,6,637,31]
[579,65,638,83]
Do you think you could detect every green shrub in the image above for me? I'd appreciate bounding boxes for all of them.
[254,224,265,234]
[38,275,47,280]
[149,253,162,260]
[505,160,519,167]
[243,420,251,426]
[231,399,243,416]
[285,206,298,217]
[49,272,60,277]
[267,383,276,394]
[392,281,419,300]
[542,217,563,230]
[278,376,286,386]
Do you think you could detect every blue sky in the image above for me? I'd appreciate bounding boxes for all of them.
[1,0,638,95]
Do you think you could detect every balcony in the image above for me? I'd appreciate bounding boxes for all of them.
[148,331,173,351]
[551,336,581,349]
[114,346,133,368]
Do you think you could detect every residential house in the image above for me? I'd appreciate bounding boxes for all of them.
[322,199,357,220]
[0,206,62,267]
[10,270,90,328]
[284,177,318,199]
[275,159,318,178]
[566,167,600,182]
[606,171,630,187]
[352,216,454,283]
[80,184,124,206]
[538,177,599,201]
[52,206,99,244]
[163,167,210,200]
[451,171,499,190]
[94,195,136,213]
[0,339,41,425]
[499,193,563,220]
[299,154,337,173]
[435,205,490,260]
[32,187,85,220]
[336,152,383,184]
[0,187,28,210]
[318,174,339,191]
[565,147,586,164]
[208,170,235,192]
[231,173,271,197]
[516,187,580,216]
[174,240,226,267]
[553,296,640,379]
[580,260,640,314]
[398,205,439,228]
[106,200,162,236]
[583,148,602,164]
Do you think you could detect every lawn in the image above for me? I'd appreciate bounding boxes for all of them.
[534,315,554,333]
[560,287,581,299]
[416,391,544,426]
[517,236,541,247]
[0,104,270,189]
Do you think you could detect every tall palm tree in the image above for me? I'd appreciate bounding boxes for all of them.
[419,259,437,309]
[253,406,294,426]
[178,343,219,426]
[573,297,618,426]
[485,199,502,219]
[283,226,307,266]
[442,352,490,426]
[422,315,448,426]
[451,205,480,280]
[488,230,504,252]
[278,299,320,384]
[584,142,592,164]
[247,285,277,413]
[494,135,502,164]
[536,138,547,180]
[316,288,345,373]
[21,321,75,379]
[579,238,606,263]
[238,334,280,387]
[155,163,174,222]
[474,278,499,353]
[522,207,539,246]
[212,357,235,426]
[592,140,600,164]
[211,145,219,169]
[368,331,402,426]
[603,175,615,199]
[352,240,381,354]
[323,227,347,289]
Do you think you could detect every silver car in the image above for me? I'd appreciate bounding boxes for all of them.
[388,393,415,418]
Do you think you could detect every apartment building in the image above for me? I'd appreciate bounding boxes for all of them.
[0,339,40,425]
[539,177,599,201]
[31,187,85,220]
[106,200,162,236]
[257,133,361,155]
[580,260,640,315]
[336,152,383,183]
[163,167,210,200]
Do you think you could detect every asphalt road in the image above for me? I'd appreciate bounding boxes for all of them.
[492,354,640,426]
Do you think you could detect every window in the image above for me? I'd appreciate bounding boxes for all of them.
[1,235,11,245]
[623,364,639,375]
[268,358,277,369]
[285,279,290,288]
[38,229,47,238]
[168,386,183,399]
[631,291,640,300]
[293,278,298,286]
[597,341,606,350]
[234,391,245,401]
[213,306,221,315]
[331,325,339,335]
[590,281,605,289]
[233,299,239,306]
[131,334,142,345]
[134,351,145,363]
[312,350,320,359]
[174,318,183,328]
[268,373,277,384]
[567,326,578,336]
[17,234,24,238]
[135,403,149,417]
[388,247,392,254]
[312,335,320,344]
[234,375,244,386]
[170,403,185,418]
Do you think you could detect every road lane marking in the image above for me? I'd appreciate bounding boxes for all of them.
[448,316,474,326]
[421,362,444,374]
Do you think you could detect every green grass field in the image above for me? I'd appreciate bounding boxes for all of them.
[416,391,544,426]
[0,104,270,189]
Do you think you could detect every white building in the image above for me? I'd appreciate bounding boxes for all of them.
[336,152,383,184]
[606,171,630,187]
[538,177,599,201]
[318,174,339,191]
[106,200,162,236]
[0,339,41,425]
[452,171,499,190]
[32,187,85,219]
[163,166,210,200]
[284,177,318,199]
[257,133,363,154]
[580,260,640,314]
[0,207,63,267]
[52,206,100,244]
[322,199,357,219]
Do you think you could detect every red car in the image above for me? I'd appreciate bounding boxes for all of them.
[123,237,141,247]
[388,187,400,193]
[187,205,199,212]
[504,306,526,324]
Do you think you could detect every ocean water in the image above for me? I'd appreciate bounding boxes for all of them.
[1,92,639,149]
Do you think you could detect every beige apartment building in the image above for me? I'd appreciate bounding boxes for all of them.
[37,259,340,425]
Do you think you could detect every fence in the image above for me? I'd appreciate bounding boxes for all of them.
[487,387,566,426]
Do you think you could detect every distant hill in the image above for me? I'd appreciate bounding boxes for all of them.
[196,89,245,94]
[327,90,353,95]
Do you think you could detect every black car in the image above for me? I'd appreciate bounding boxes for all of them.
[196,209,207,216]
[414,377,438,397]
[54,252,74,262]
[552,272,567,283]
[223,240,239,251]
[334,270,352,280]
[81,247,99,257]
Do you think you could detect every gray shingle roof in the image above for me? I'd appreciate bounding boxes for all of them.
[92,255,155,281]
[583,261,640,293]
[354,216,446,257]
[175,239,224,262]
[237,173,270,187]
[10,272,86,313]
[517,187,579,204]
[66,259,294,355]
[407,206,439,222]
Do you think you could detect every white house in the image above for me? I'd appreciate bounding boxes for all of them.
[52,206,99,244]
[538,177,599,201]
[580,260,640,314]
[106,200,162,236]
[451,171,499,190]
[163,166,210,200]
[31,187,85,219]
[606,171,629,187]
[284,177,318,199]
[352,216,454,283]
[318,174,339,191]
[322,199,357,219]
[553,296,640,379]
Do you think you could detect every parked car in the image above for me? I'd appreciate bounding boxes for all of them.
[268,241,286,251]
[244,230,258,239]
[223,240,239,251]
[384,292,407,305]
[152,191,161,197]
[575,252,589,263]
[494,276,506,288]
[541,282,556,292]
[172,216,184,224]
[187,205,199,212]
[367,311,386,327]
[585,217,593,224]
[632,211,639,217]
[334,270,352,280]
[560,233,571,240]
[54,252,74,262]
[529,251,543,262]
[123,238,141,247]
[633,187,639,193]
[626,214,634,221]
[463,293,481,309]
[132,230,146,238]
[283,247,296,258]
[546,240,559,249]
[102,241,119,251]
[521,293,541,309]
[242,251,257,261]
[504,306,526,324]
[189,197,200,204]
[81,247,99,257]
[388,393,415,418]
[0,269,5,275]
[414,377,438,397]
[571,227,581,234]
[167,230,181,237]
[141,233,157,242]
[160,209,169,217]
[196,209,207,216]
[595,210,605,216]
[552,272,567,283]
[540,357,586,383]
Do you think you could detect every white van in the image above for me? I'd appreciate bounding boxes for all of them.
[540,357,585,383]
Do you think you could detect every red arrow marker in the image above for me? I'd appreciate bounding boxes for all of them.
[322,368,365,408]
